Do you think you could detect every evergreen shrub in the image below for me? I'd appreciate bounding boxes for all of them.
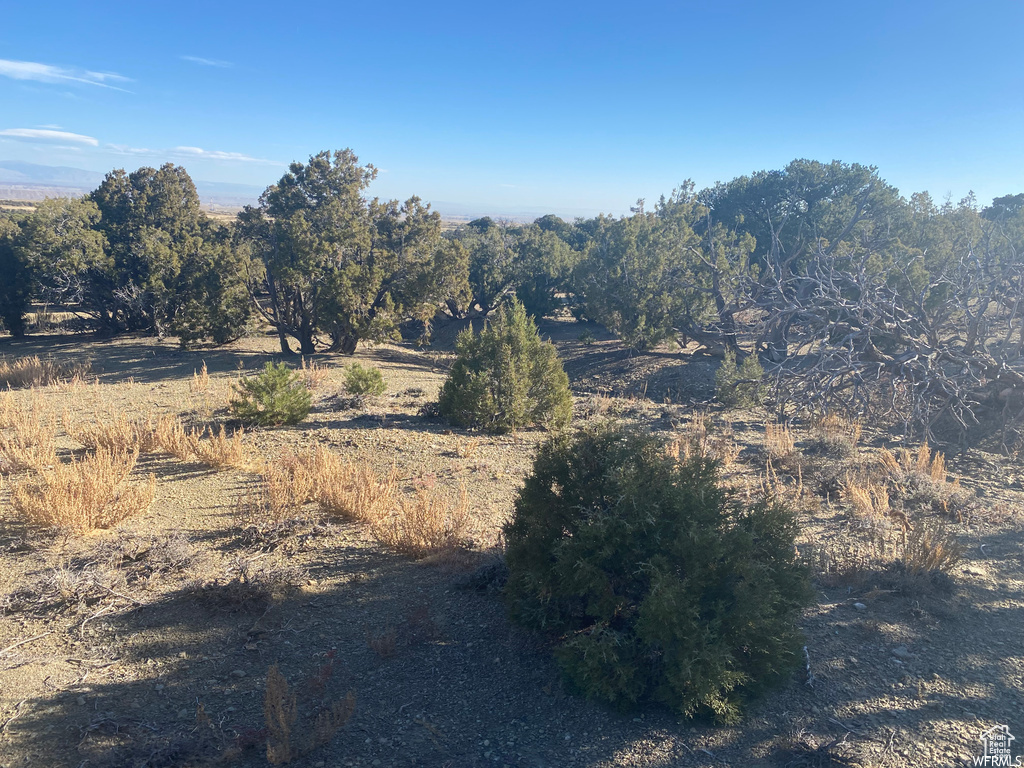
[504,423,811,722]
[438,299,572,433]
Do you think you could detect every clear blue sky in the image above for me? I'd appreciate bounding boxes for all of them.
[1,0,1022,217]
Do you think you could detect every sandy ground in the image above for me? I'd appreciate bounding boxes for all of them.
[1,322,1023,768]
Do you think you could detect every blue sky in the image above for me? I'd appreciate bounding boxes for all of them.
[1,0,1022,217]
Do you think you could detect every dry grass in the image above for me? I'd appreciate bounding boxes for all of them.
[454,437,480,459]
[370,483,470,558]
[810,412,862,457]
[365,627,398,659]
[763,421,797,460]
[152,414,200,461]
[878,443,965,515]
[879,443,946,484]
[0,396,58,472]
[0,355,90,389]
[844,475,893,522]
[237,457,316,529]
[667,413,741,469]
[65,412,161,454]
[11,447,156,532]
[190,361,210,394]
[900,519,964,575]
[264,662,354,765]
[299,357,329,390]
[194,425,252,470]
[299,447,399,523]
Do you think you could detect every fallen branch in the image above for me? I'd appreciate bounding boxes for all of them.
[0,631,52,657]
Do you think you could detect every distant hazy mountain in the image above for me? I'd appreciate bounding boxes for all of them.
[0,161,604,220]
[0,160,263,209]
[0,160,105,188]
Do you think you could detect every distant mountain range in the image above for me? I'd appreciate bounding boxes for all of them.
[0,160,264,209]
[0,160,605,221]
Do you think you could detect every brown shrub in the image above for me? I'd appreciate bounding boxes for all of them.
[190,361,210,394]
[195,425,252,470]
[0,397,58,472]
[810,412,862,457]
[264,662,354,765]
[300,447,399,522]
[370,483,470,558]
[11,448,156,532]
[0,355,90,389]
[152,414,200,461]
[65,412,161,454]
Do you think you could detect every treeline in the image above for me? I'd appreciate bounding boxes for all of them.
[2,151,1023,442]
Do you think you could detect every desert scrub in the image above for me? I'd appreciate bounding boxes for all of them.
[12,447,156,532]
[809,412,862,458]
[0,355,90,389]
[370,483,471,559]
[231,361,311,427]
[438,298,572,433]
[715,348,764,408]
[504,423,811,723]
[343,362,386,396]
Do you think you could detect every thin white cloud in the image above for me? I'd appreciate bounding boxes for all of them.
[181,55,233,68]
[106,143,278,165]
[107,143,157,155]
[0,59,132,91]
[0,128,99,146]
[172,146,271,163]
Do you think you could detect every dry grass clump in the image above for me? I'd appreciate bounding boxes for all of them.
[264,662,355,765]
[0,397,58,472]
[65,412,161,454]
[878,443,966,514]
[11,448,156,532]
[453,436,480,459]
[667,413,741,469]
[299,447,399,522]
[190,361,210,394]
[299,357,329,390]
[0,355,90,389]
[152,414,200,461]
[369,483,471,559]
[844,475,893,522]
[194,425,252,470]
[900,519,964,576]
[763,421,797,460]
[809,412,862,457]
[236,457,317,531]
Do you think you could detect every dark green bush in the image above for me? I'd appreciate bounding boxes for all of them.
[437,298,572,434]
[504,423,811,722]
[715,348,765,408]
[230,362,312,426]
[344,362,387,396]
